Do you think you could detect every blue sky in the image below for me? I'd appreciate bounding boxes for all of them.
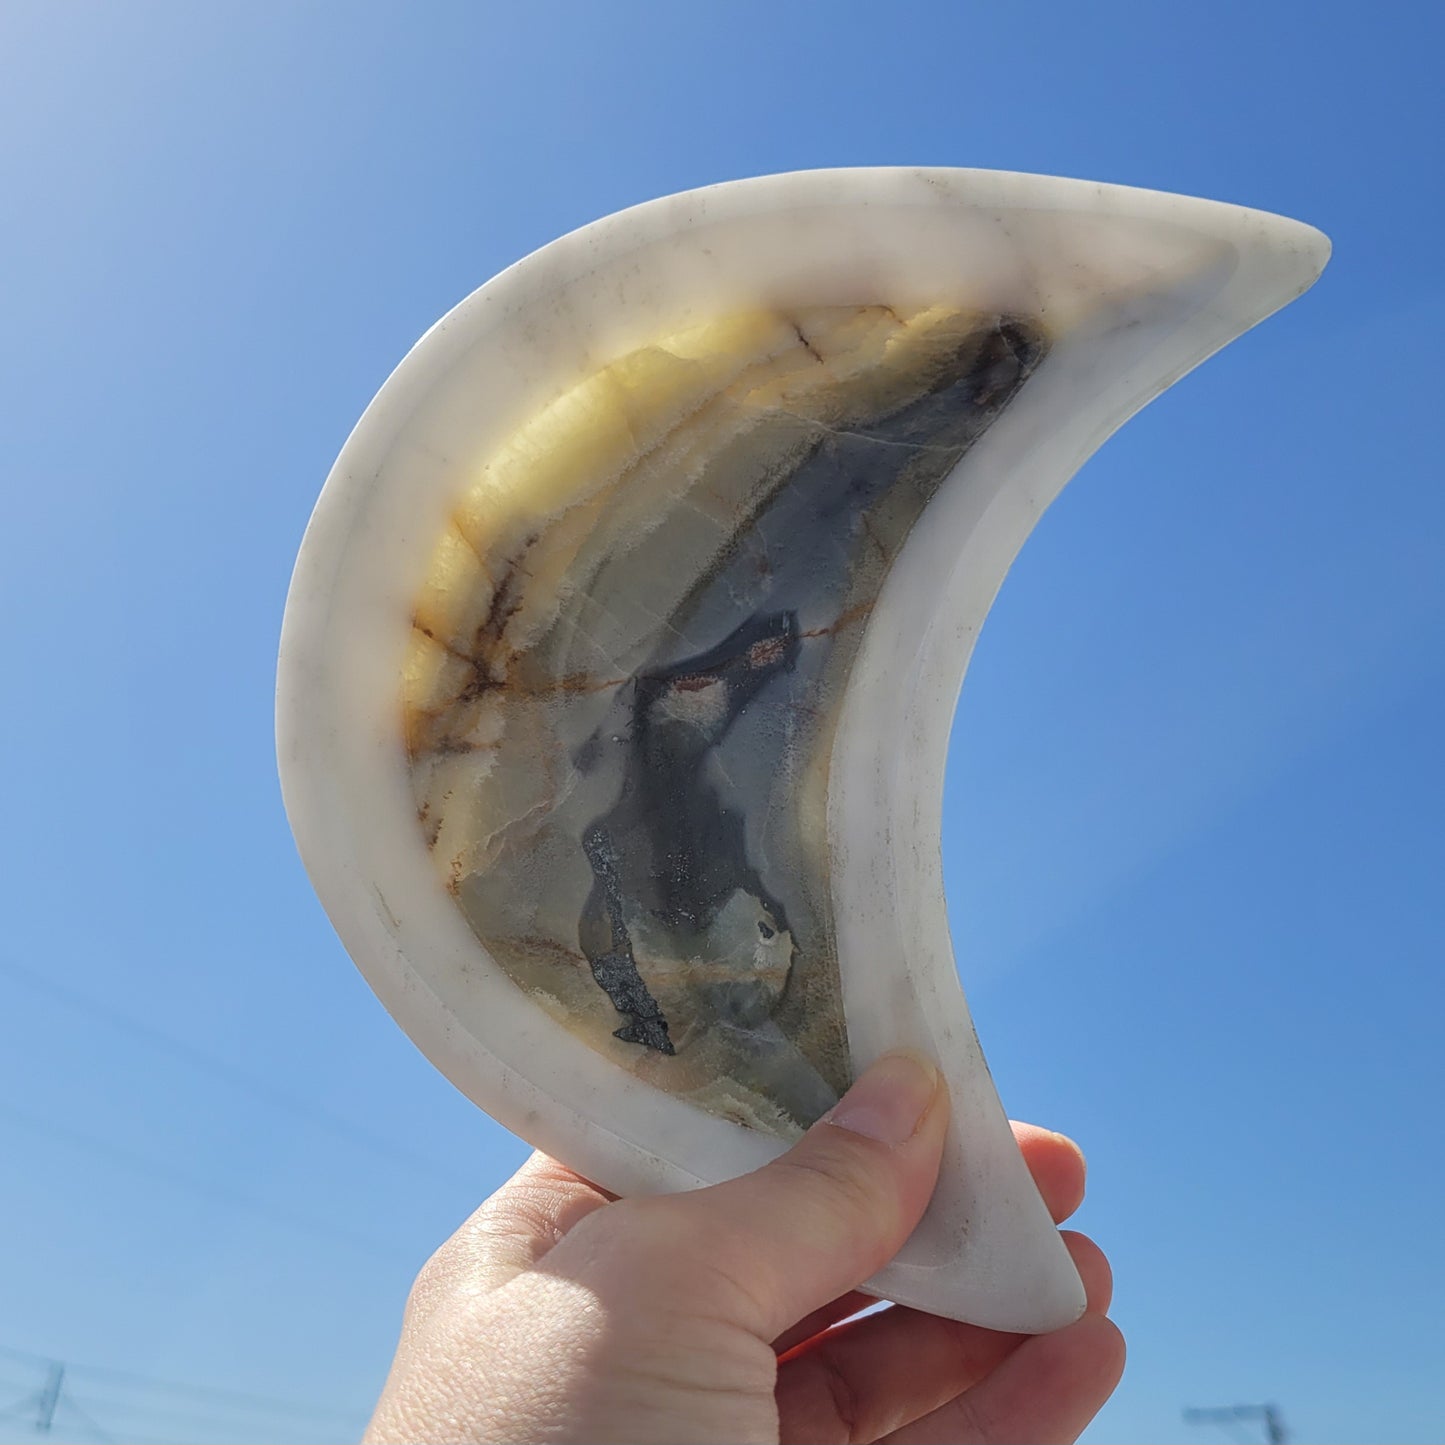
[1,3,1441,1442]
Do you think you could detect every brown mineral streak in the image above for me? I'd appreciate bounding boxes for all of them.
[470,559,528,660]
[799,599,875,640]
[432,735,500,756]
[400,304,1047,1139]
[412,622,472,663]
[790,320,824,364]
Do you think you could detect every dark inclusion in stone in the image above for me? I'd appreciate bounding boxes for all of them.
[574,317,1048,1118]
[580,609,802,1055]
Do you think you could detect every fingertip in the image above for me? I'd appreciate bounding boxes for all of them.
[902,1305,1126,1444]
[1072,1311,1127,1388]
[1060,1229,1113,1315]
[1024,1311,1127,1425]
[1012,1122,1087,1223]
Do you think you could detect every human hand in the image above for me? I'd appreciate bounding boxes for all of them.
[365,1052,1124,1444]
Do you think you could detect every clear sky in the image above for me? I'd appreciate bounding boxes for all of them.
[1,3,1441,1443]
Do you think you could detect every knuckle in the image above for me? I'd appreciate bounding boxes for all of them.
[404,1236,463,1322]
[780,1345,867,1444]
[817,1347,865,1443]
[481,1183,568,1252]
[826,1359,864,1444]
[952,1392,1001,1445]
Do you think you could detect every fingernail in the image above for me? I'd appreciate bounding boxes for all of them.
[824,1051,940,1145]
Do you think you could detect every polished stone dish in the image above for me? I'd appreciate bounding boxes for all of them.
[403,304,1047,1137]
[278,168,1328,1331]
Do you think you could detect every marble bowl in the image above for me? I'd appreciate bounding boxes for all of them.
[277,168,1327,1330]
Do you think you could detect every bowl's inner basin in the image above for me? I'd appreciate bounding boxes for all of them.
[401,303,1048,1138]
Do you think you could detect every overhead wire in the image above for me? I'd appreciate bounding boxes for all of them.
[42,1389,349,1437]
[0,1345,367,1444]
[0,1098,410,1261]
[51,1394,115,1443]
[0,950,499,1259]
[0,944,466,1436]
[0,1344,364,1423]
[0,954,480,1191]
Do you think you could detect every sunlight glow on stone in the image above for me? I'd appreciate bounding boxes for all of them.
[402,304,1048,1135]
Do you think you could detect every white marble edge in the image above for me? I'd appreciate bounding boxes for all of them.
[276,168,1328,1331]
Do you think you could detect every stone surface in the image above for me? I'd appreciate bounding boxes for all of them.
[277,168,1329,1331]
[403,306,1048,1136]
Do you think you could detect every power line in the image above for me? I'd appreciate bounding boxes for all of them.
[38,1388,345,1436]
[0,1346,367,1444]
[0,1345,363,1424]
[88,1429,248,1445]
[51,1394,113,1444]
[0,961,445,1439]
[0,1099,409,1261]
[0,954,480,1192]
[0,1360,45,1390]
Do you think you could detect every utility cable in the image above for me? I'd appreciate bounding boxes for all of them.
[0,1345,363,1425]
[0,1100,411,1261]
[0,954,480,1192]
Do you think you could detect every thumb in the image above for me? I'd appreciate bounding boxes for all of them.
[665,1051,948,1340]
